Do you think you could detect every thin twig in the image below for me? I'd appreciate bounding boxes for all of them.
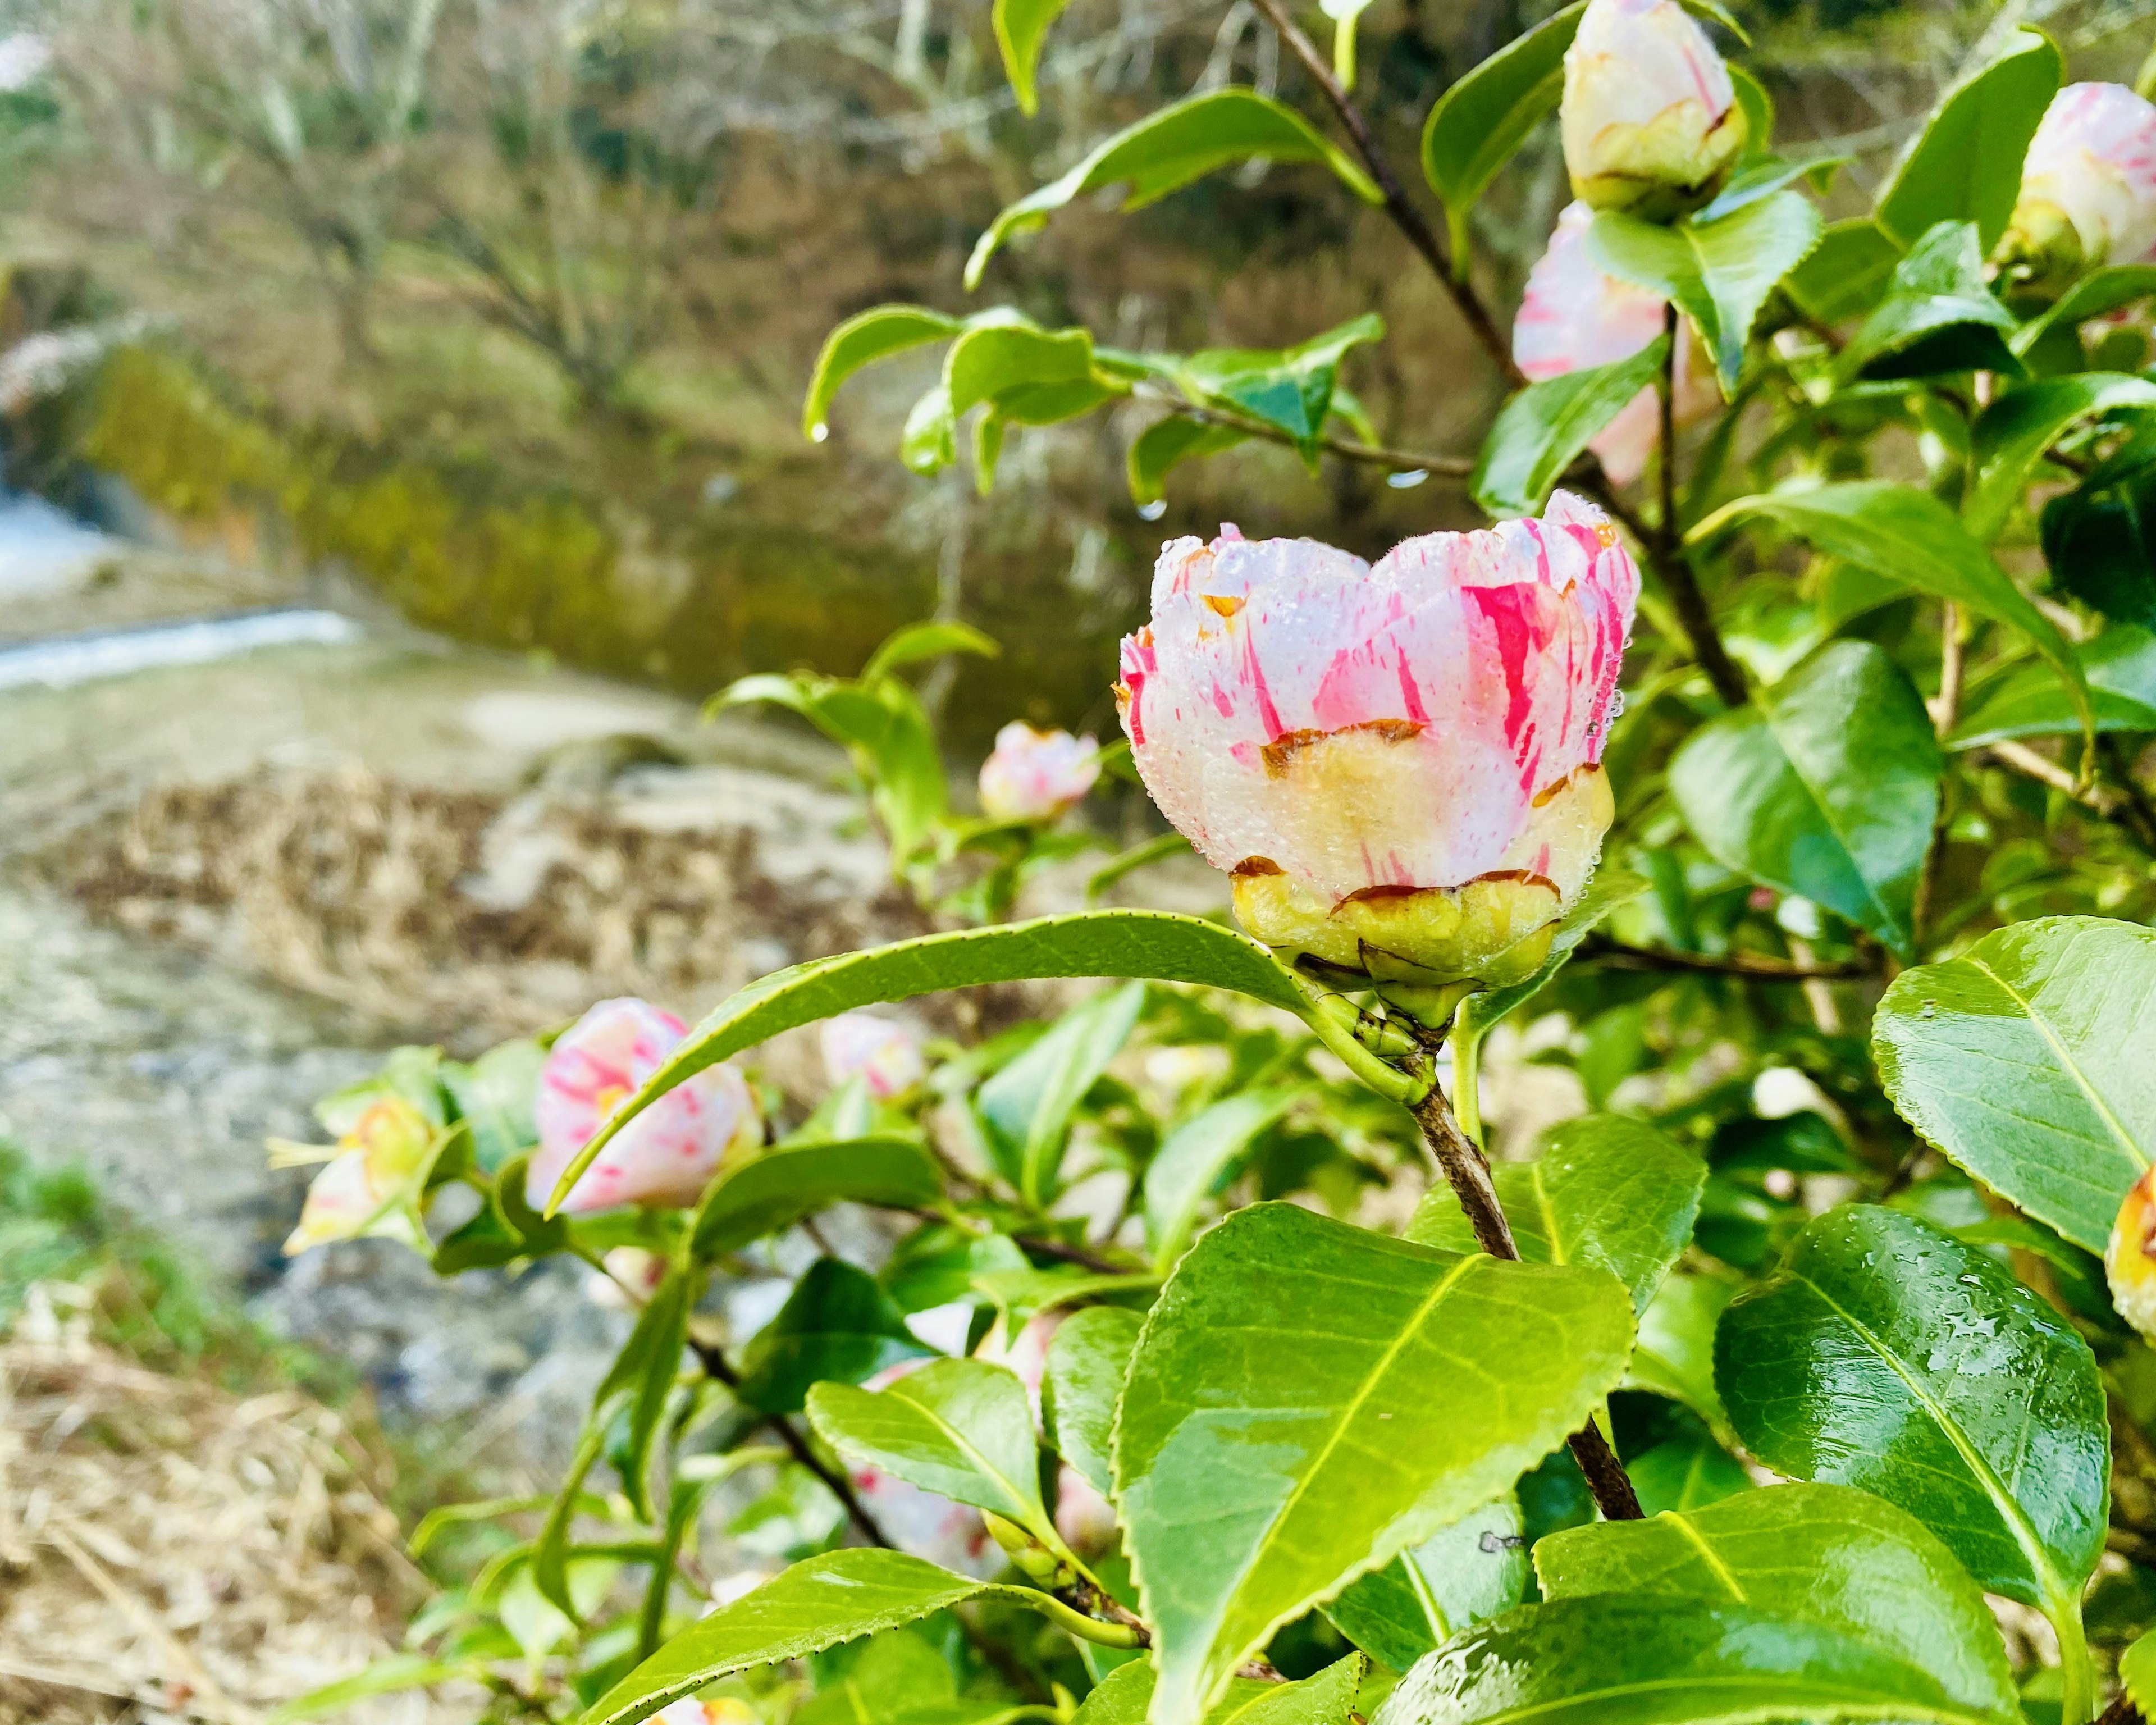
[1985,740,2156,853]
[1579,936,1878,980]
[1912,601,1965,947]
[1651,301,1749,708]
[1144,390,1474,476]
[1409,1079,1643,1521]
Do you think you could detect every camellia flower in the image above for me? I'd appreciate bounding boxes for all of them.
[2109,1168,2156,1340]
[977,722,1100,822]
[525,998,762,1214]
[1561,0,1746,220]
[1514,201,1720,484]
[1117,498,1638,993]
[283,1094,436,1255]
[1998,83,2156,289]
[820,1011,927,1100]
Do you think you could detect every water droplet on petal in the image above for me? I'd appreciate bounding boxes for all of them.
[1137,500,1168,521]
[1609,690,1628,719]
[1386,468,1428,489]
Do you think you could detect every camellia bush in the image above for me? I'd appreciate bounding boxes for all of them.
[272,2,2156,1723]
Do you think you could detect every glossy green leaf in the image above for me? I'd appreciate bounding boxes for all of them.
[1588,193,1823,393]
[2125,1627,2156,1718]
[883,1222,1031,1313]
[1042,1304,1143,1495]
[806,306,965,439]
[1128,417,1248,506]
[944,317,1101,417]
[2045,464,2156,631]
[1691,482,2095,745]
[691,1138,942,1261]
[1324,1498,1526,1673]
[1838,221,2021,385]
[1875,29,2059,252]
[1625,1426,1751,1514]
[967,91,1382,288]
[549,912,1314,1212]
[734,1259,934,1415]
[901,384,958,474]
[590,1267,694,1525]
[993,0,1077,113]
[1472,337,1667,518]
[440,1039,542,1174]
[1536,1483,2018,1715]
[1783,217,1902,325]
[1404,1113,1704,1312]
[432,1151,567,1274]
[1628,1272,1735,1431]
[864,619,1003,680]
[1179,314,1384,455]
[1075,1655,1364,1725]
[2012,263,2156,357]
[1965,373,2156,541]
[1142,1086,1302,1270]
[807,1358,1058,1549]
[1716,1204,2109,1615]
[1420,3,1580,225]
[1872,916,2156,1253]
[1669,640,1939,955]
[1951,626,2156,746]
[1114,1202,1634,1724]
[1371,1596,2015,1725]
[978,980,1146,1208]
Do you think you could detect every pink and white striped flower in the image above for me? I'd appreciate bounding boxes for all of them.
[1116,499,1639,987]
[1561,0,1746,218]
[2002,83,2156,286]
[977,723,1100,822]
[1514,201,1718,485]
[525,998,761,1214]
[820,1011,928,1100]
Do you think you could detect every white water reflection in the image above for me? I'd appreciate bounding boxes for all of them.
[0,607,363,691]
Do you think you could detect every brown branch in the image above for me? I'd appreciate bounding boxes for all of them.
[1984,740,2156,854]
[1579,936,1878,980]
[2096,1695,2144,1725]
[1912,603,1965,947]
[1146,392,1474,477]
[1410,1080,1643,1521]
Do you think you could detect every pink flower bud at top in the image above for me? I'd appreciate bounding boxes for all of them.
[977,723,1101,822]
[526,997,762,1215]
[1514,202,1720,485]
[1117,496,1638,989]
[2109,1167,2156,1340]
[284,1095,436,1256]
[1999,84,2156,290]
[820,1011,927,1100]
[1562,0,1746,220]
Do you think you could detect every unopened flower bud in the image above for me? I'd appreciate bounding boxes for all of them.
[526,997,761,1215]
[820,1011,927,1100]
[1514,202,1719,484]
[2109,1167,2156,1340]
[587,1245,668,1311]
[1561,0,1746,220]
[978,723,1101,822]
[1117,498,1638,989]
[1998,83,2156,291]
[284,1096,435,1256]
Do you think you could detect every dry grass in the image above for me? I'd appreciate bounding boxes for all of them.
[0,1290,467,1725]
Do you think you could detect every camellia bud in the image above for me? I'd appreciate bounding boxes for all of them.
[820,1011,927,1100]
[2108,1167,2156,1340]
[1998,83,2156,291]
[283,1094,436,1255]
[977,722,1102,822]
[524,997,762,1214]
[1116,497,1638,995]
[1561,0,1746,220]
[1514,201,1720,485]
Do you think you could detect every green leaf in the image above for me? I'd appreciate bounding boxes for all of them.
[584,1550,1059,1725]
[2012,263,2156,357]
[1472,337,1668,518]
[1043,1304,1143,1496]
[1625,1426,1751,1514]
[944,316,1103,417]
[902,384,958,474]
[1451,869,1651,1060]
[1420,3,1581,228]
[691,1138,943,1261]
[1587,193,1824,393]
[808,1358,1058,1549]
[2125,1627,2156,1718]
[1370,1596,2016,1725]
[1871,916,2156,1253]
[967,90,1382,288]
[432,1151,567,1273]
[1324,1498,1526,1673]
[2044,460,2156,631]
[1668,640,1939,956]
[1179,314,1385,455]
[1965,372,2156,541]
[806,306,964,439]
[1874,28,2061,253]
[1690,482,2095,748]
[549,911,1316,1212]
[735,1259,934,1415]
[1142,1086,1303,1270]
[590,1267,695,1524]
[266,1655,476,1723]
[1839,221,2022,385]
[1628,1273,1735,1431]
[883,1222,1031,1313]
[440,1039,542,1174]
[1115,1203,1634,1724]
[1404,1114,1704,1312]
[864,620,1003,681]
[977,980,1146,1208]
[993,0,1076,114]
[1950,626,2156,746]
[1535,1483,2018,1717]
[1129,417,1248,506]
[1715,1204,2109,1616]
[1076,1655,1365,1725]
[1783,218,1902,326]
